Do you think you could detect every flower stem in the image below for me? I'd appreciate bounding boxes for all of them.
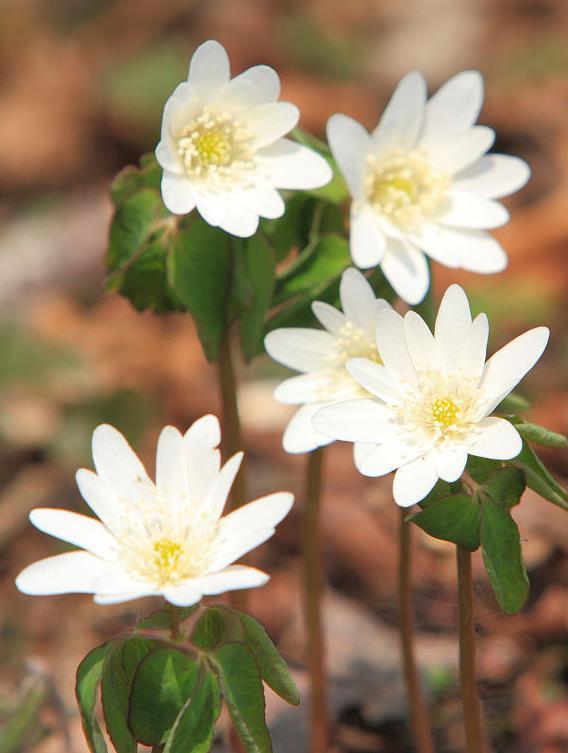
[398,510,435,753]
[168,603,181,642]
[456,546,489,753]
[302,447,328,753]
[217,333,247,611]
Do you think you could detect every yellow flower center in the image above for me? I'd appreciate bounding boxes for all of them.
[316,322,382,401]
[177,108,256,186]
[365,148,449,229]
[431,397,459,429]
[152,538,183,580]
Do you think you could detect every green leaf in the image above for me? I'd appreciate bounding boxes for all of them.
[213,642,271,753]
[128,647,199,746]
[119,238,181,313]
[465,456,500,484]
[240,235,276,360]
[416,478,459,508]
[495,392,530,414]
[101,636,155,753]
[169,220,232,361]
[163,667,221,753]
[275,234,350,298]
[261,194,314,261]
[191,606,244,651]
[410,494,481,550]
[239,613,300,706]
[137,606,198,630]
[481,500,529,614]
[511,440,568,511]
[107,189,167,273]
[75,644,110,753]
[514,421,568,448]
[482,466,526,509]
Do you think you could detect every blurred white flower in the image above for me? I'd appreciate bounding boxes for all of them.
[16,416,292,606]
[264,268,391,453]
[313,285,548,507]
[327,71,530,303]
[156,40,332,237]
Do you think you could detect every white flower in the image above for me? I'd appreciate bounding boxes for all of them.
[264,268,391,453]
[313,285,549,507]
[16,416,293,606]
[155,40,332,237]
[327,71,530,304]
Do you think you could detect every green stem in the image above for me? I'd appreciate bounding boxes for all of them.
[302,448,328,753]
[217,333,247,612]
[456,546,489,753]
[398,510,435,753]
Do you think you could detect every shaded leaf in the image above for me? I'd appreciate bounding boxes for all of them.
[169,221,232,361]
[495,392,530,415]
[276,234,350,299]
[128,647,199,746]
[191,606,244,651]
[410,494,481,550]
[465,456,500,485]
[119,238,181,313]
[107,189,167,273]
[164,667,221,753]
[482,466,526,510]
[214,642,271,753]
[511,440,568,511]
[101,636,155,753]
[75,644,110,753]
[481,500,529,614]
[137,605,199,630]
[240,235,276,360]
[239,613,300,706]
[261,194,314,261]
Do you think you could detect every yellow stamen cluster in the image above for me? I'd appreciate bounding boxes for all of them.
[316,322,382,401]
[431,397,460,429]
[177,108,256,186]
[365,148,449,229]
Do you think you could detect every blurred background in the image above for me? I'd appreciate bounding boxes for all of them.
[0,1,567,751]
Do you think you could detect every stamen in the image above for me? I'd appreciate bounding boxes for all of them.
[316,322,381,400]
[365,148,449,229]
[431,397,459,428]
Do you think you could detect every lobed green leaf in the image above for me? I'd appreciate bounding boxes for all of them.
[75,644,110,753]
[510,440,568,511]
[107,189,167,274]
[163,667,221,753]
[136,605,198,630]
[410,494,481,550]
[240,235,276,360]
[191,606,244,651]
[482,466,526,510]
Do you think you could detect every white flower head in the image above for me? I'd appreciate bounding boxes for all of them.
[16,416,293,606]
[313,285,549,507]
[264,268,392,454]
[156,40,332,237]
[327,71,530,303]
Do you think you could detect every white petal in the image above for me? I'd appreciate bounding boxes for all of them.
[155,141,182,174]
[195,193,227,227]
[94,569,153,598]
[345,359,400,402]
[216,491,293,544]
[29,509,117,560]
[161,82,202,136]
[264,328,336,373]
[203,452,244,517]
[220,202,259,237]
[426,126,495,175]
[372,71,426,152]
[349,207,387,269]
[274,373,328,405]
[94,590,155,606]
[353,442,377,469]
[422,71,483,139]
[201,565,269,594]
[259,139,332,189]
[16,551,114,596]
[356,439,427,478]
[312,399,395,443]
[380,240,430,305]
[453,155,531,199]
[327,114,372,198]
[156,426,187,512]
[282,404,334,454]
[231,187,284,220]
[248,103,299,148]
[403,311,443,371]
[188,40,230,94]
[231,65,280,104]
[456,230,508,273]
[440,192,510,230]
[312,301,348,335]
[75,469,119,528]
[466,417,522,460]
[459,313,489,380]
[340,267,380,332]
[161,172,196,215]
[375,309,417,381]
[91,424,154,506]
[434,284,472,371]
[479,327,550,415]
[164,582,204,607]
[412,223,468,268]
[184,414,222,504]
[393,454,438,507]
[435,447,468,482]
